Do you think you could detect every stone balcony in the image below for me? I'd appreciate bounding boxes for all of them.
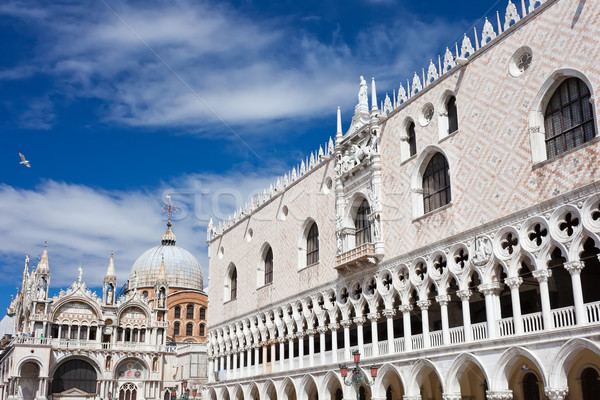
[335,243,377,269]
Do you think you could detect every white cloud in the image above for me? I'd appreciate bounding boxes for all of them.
[0,170,279,291]
[0,0,468,132]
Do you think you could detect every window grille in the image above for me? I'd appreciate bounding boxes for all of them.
[423,153,451,213]
[355,200,372,246]
[306,223,319,265]
[174,322,180,336]
[264,248,273,285]
[186,304,194,319]
[408,122,417,157]
[186,323,193,336]
[174,306,181,319]
[544,77,596,158]
[231,267,237,300]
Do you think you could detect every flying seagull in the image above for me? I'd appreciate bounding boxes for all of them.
[19,152,31,168]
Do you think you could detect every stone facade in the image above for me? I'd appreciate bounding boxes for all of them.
[0,222,208,400]
[206,1,600,399]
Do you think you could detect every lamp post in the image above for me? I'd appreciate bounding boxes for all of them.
[338,350,378,400]
[192,388,198,399]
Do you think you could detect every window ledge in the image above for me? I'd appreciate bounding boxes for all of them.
[532,136,600,170]
[439,129,460,143]
[299,261,320,272]
[412,202,453,223]
[223,299,236,305]
[257,282,273,290]
[401,153,418,166]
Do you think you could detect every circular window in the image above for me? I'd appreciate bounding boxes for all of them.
[281,205,289,220]
[419,103,434,126]
[509,46,533,77]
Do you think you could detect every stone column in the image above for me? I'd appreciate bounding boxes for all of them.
[485,390,513,400]
[239,350,245,378]
[367,312,380,356]
[278,337,286,372]
[565,260,586,325]
[307,329,315,367]
[399,304,413,351]
[232,349,238,378]
[254,345,260,376]
[298,332,305,368]
[417,300,430,348]
[505,277,523,335]
[382,309,395,353]
[532,269,553,330]
[328,323,339,364]
[318,326,327,365]
[457,290,472,342]
[354,316,366,355]
[544,387,569,400]
[208,358,214,382]
[246,346,252,376]
[287,334,295,370]
[479,283,501,339]
[436,295,450,345]
[270,342,276,372]
[341,320,352,361]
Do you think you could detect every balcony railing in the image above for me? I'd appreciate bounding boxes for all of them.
[336,243,376,269]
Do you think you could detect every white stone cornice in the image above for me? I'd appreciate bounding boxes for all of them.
[485,390,513,400]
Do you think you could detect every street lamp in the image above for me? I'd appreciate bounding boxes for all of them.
[338,350,378,400]
[107,392,112,400]
[192,388,198,399]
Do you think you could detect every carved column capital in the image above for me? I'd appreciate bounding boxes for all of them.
[435,294,450,306]
[417,300,430,310]
[367,312,380,321]
[353,316,367,325]
[485,390,513,400]
[340,319,353,328]
[504,277,523,290]
[328,323,340,331]
[457,290,472,301]
[398,304,413,313]
[442,394,461,400]
[532,269,552,282]
[316,326,328,334]
[564,260,585,275]
[382,308,396,318]
[544,387,568,400]
[479,282,502,296]
[305,329,316,337]
[403,396,422,400]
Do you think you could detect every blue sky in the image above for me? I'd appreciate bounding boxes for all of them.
[0,0,504,314]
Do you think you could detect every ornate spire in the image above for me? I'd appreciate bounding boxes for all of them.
[36,242,49,274]
[161,195,178,246]
[371,77,378,111]
[157,254,167,284]
[336,107,342,139]
[105,251,116,280]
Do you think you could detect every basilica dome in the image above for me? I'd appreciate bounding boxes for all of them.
[129,222,203,290]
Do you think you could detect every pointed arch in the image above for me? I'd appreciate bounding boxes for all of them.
[445,353,490,394]
[373,363,405,399]
[549,337,600,387]
[491,346,548,391]
[411,146,452,218]
[406,358,445,395]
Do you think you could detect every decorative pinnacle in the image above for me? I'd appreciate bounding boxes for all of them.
[336,106,342,138]
[371,77,378,111]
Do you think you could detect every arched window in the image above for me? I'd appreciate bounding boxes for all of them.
[174,306,181,319]
[186,305,194,319]
[423,152,451,214]
[231,267,238,300]
[199,307,206,320]
[264,247,273,285]
[186,323,193,336]
[581,367,600,400]
[173,322,180,336]
[447,96,458,134]
[306,223,319,266]
[199,324,205,336]
[544,77,595,158]
[355,200,372,246]
[408,121,417,157]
